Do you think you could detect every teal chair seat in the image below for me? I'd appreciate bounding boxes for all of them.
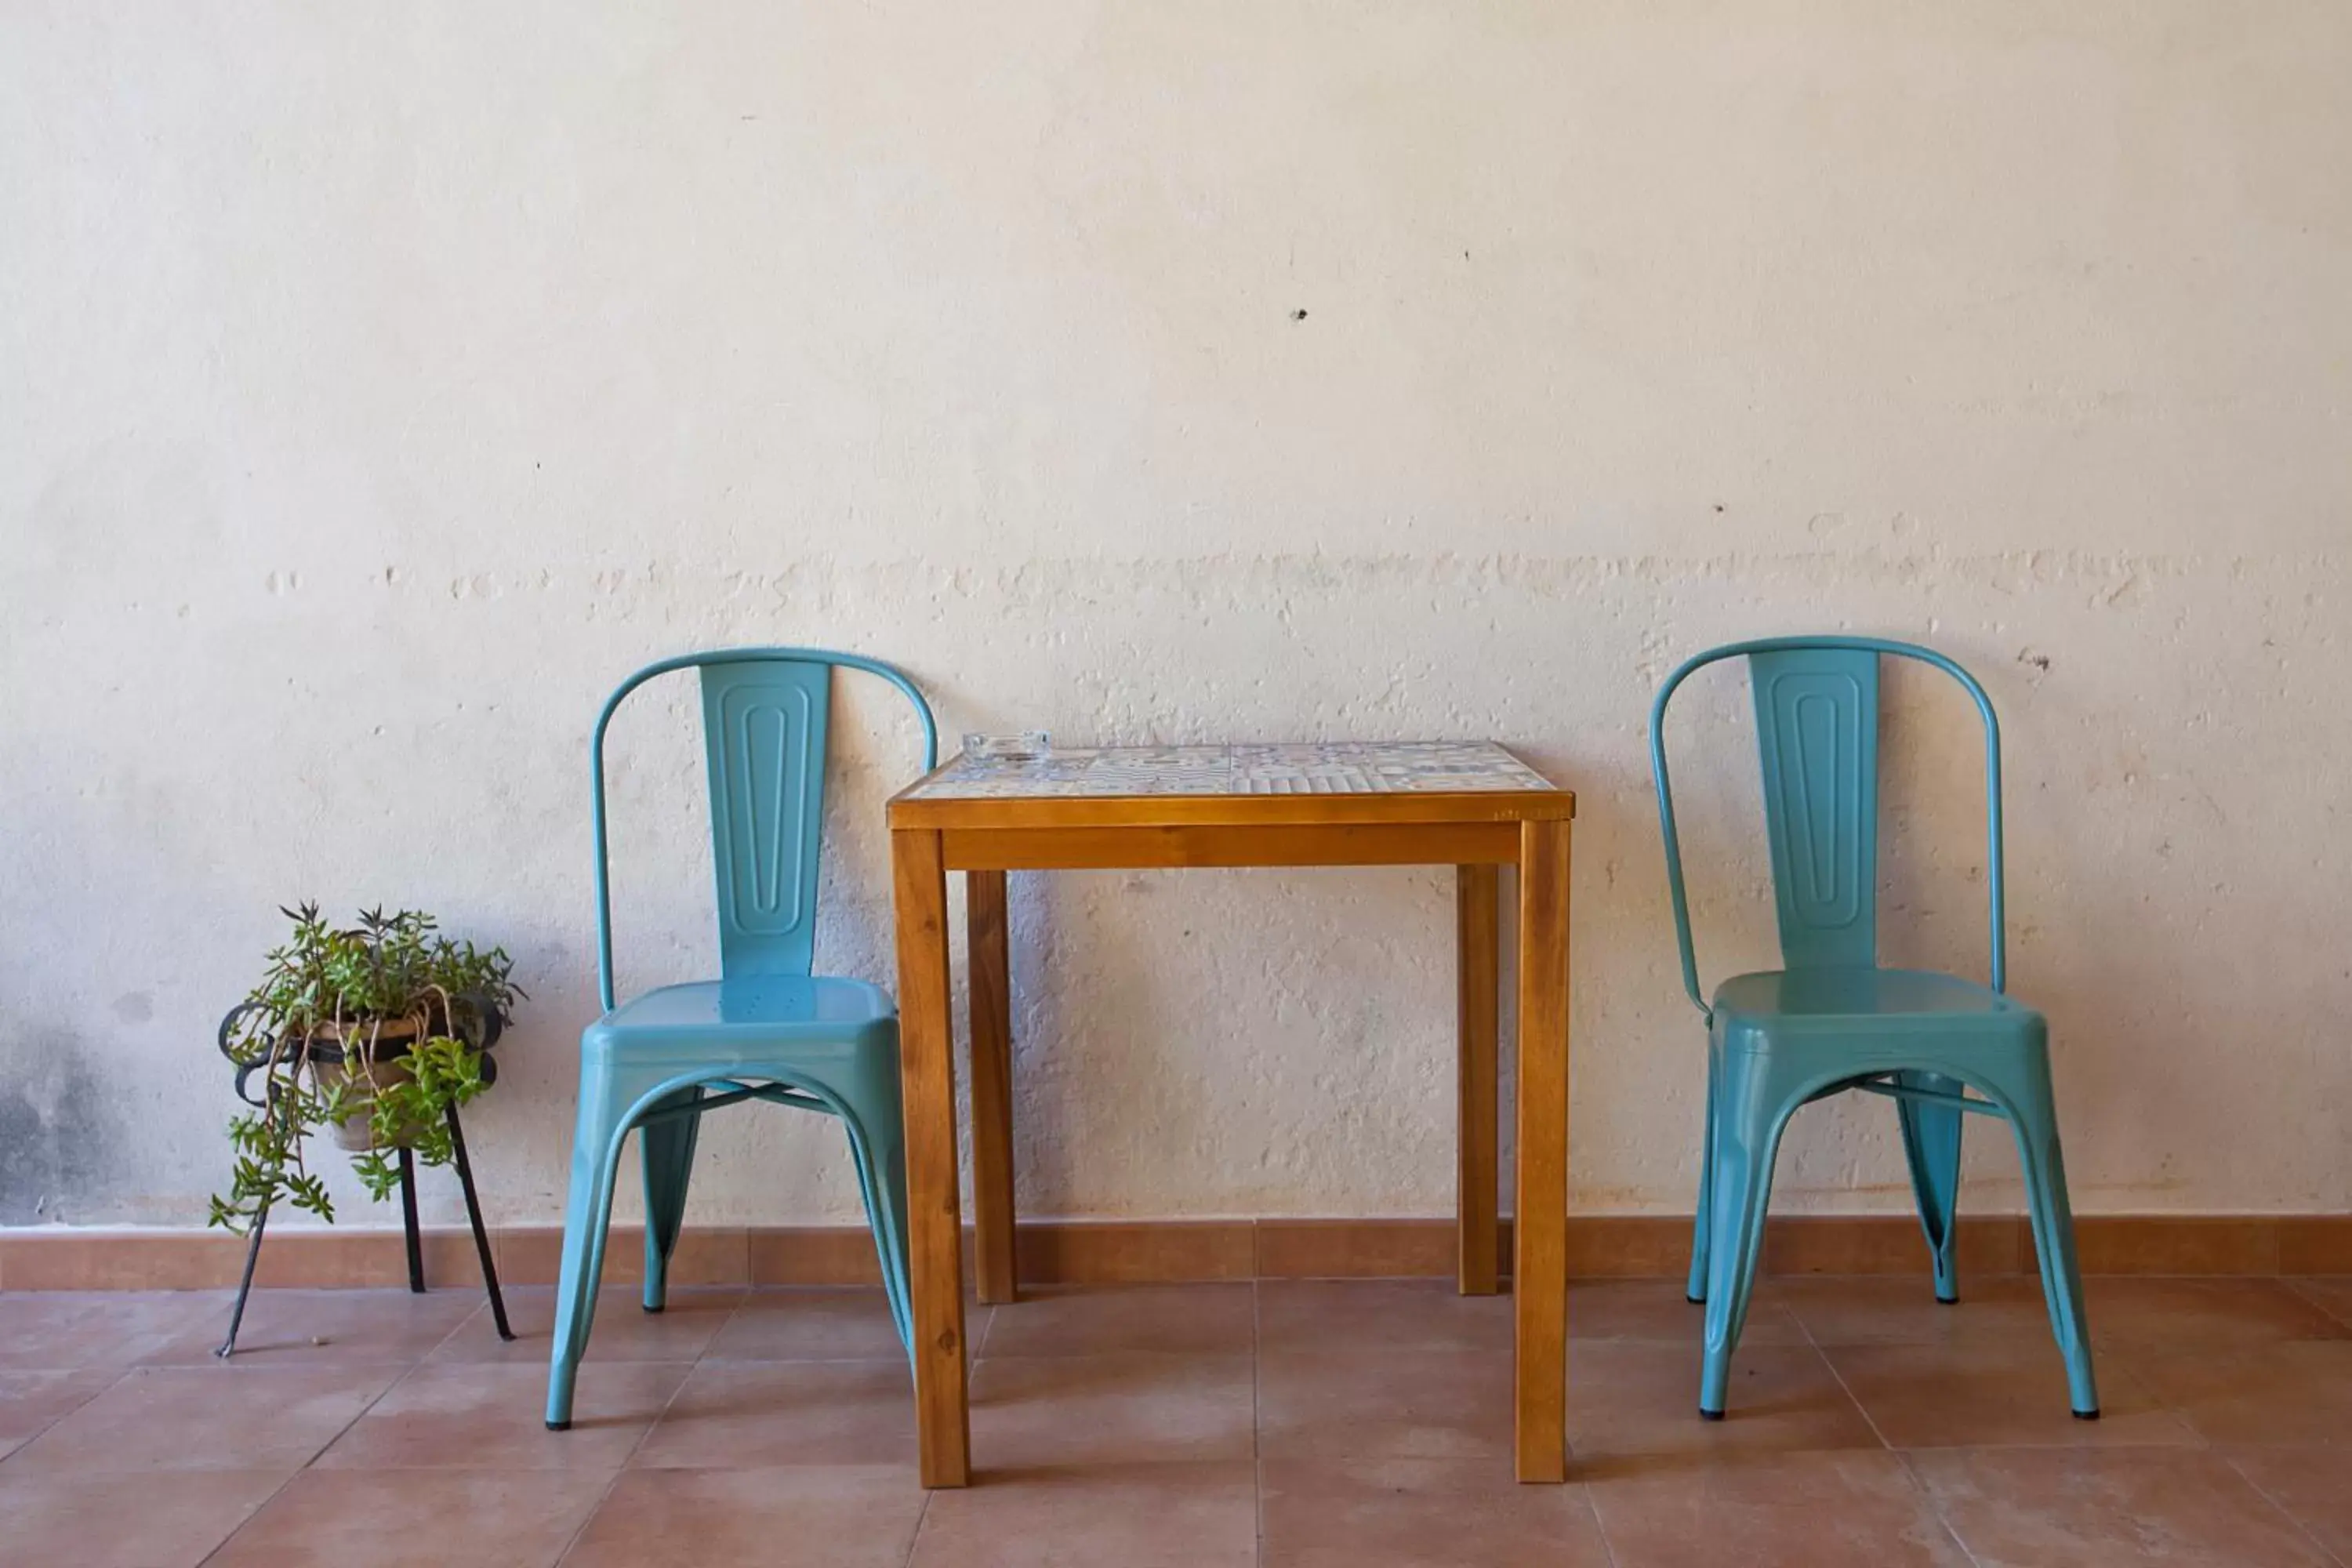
[589,977,898,1044]
[1712,967,2034,1036]
[545,648,936,1433]
[1652,637,2097,1427]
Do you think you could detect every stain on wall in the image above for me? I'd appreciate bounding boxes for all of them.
[0,1032,118,1225]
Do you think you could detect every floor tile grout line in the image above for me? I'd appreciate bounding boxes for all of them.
[546,1449,651,1564]
[193,1464,310,1567]
[1802,1316,1991,1563]
[2147,1377,2223,1451]
[550,1324,708,1568]
[1250,1278,1264,1568]
[1888,1448,1987,1568]
[900,1487,935,1568]
[707,1284,763,1360]
[1577,1460,1629,1568]
[0,1363,134,1466]
[2213,1448,2352,1568]
[1798,1279,2300,1563]
[191,1345,423,1568]
[2284,1277,2352,1333]
[294,1356,414,1464]
[1797,1304,1897,1453]
[425,1292,494,1361]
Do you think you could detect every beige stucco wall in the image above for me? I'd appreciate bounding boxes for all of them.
[3,1,2346,1236]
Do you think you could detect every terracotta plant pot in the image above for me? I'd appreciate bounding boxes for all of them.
[303,1018,426,1152]
[218,995,503,1152]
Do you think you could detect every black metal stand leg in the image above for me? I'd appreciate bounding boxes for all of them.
[216,1203,270,1359]
[445,1104,513,1341]
[397,1145,425,1294]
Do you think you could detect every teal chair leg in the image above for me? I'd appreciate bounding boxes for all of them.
[1994,1060,2100,1418]
[840,1101,915,1360]
[547,1059,657,1431]
[1686,1037,1720,1305]
[641,1086,704,1314]
[796,1042,915,1363]
[1896,1069,1965,1304]
[1699,1053,1794,1418]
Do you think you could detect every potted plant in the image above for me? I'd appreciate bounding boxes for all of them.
[211,903,522,1232]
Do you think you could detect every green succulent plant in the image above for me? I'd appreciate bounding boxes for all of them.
[211,903,522,1232]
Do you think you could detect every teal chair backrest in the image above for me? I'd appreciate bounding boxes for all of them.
[1648,636,2007,1014]
[590,648,938,1012]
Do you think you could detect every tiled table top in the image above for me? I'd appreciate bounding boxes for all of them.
[901,741,1557,800]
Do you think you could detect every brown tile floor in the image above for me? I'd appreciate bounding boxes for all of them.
[0,1274,2348,1566]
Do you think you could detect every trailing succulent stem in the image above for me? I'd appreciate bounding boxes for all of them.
[210,904,521,1233]
[348,1033,488,1199]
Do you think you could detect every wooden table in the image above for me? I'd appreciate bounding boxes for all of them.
[887,741,1575,1486]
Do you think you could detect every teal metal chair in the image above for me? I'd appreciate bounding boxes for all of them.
[546,648,935,1430]
[1650,636,2097,1421]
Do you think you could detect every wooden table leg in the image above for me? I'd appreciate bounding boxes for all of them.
[1513,818,1572,1482]
[892,827,971,1488]
[967,868,1019,1305]
[1456,862,1501,1296]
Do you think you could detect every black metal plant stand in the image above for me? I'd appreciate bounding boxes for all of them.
[216,1006,516,1358]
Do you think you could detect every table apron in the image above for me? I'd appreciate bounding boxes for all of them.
[939,821,1522,871]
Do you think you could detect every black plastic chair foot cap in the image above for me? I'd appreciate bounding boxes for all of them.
[545,1419,572,1432]
[1936,1293,1959,1306]
[1699,1406,1726,1422]
[2072,1407,2100,1421]
[1686,1294,1704,1305]
[642,1304,665,1315]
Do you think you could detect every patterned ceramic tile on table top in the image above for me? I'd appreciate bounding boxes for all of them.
[905,741,1555,800]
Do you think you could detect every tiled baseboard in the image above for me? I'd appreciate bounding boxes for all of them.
[2,1214,2347,1290]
